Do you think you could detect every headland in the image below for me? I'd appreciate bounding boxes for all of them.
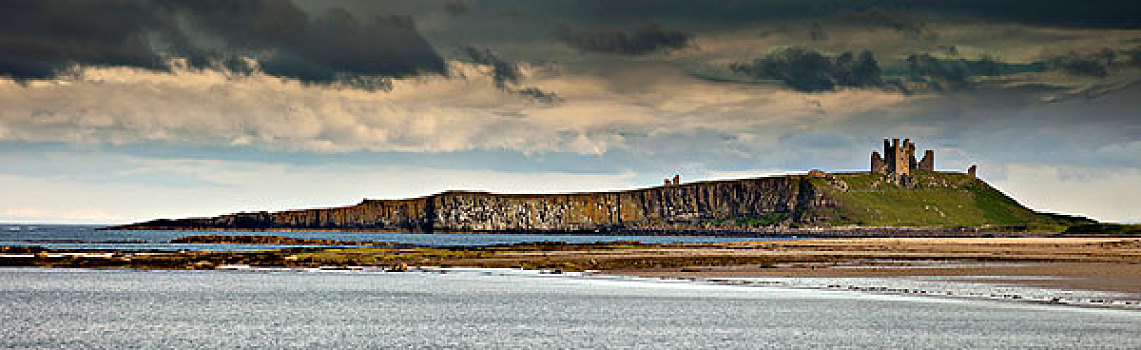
[105,138,1093,234]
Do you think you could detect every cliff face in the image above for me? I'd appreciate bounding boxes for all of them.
[111,175,834,232]
[107,171,1088,232]
[130,198,434,231]
[432,176,822,231]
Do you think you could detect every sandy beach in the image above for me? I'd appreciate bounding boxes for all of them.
[5,237,1140,302]
[539,238,1141,298]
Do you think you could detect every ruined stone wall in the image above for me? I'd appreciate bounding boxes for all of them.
[871,151,886,174]
[875,137,935,182]
[918,150,935,171]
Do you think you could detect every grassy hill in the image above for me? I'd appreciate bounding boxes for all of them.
[805,171,1092,231]
[108,170,1097,234]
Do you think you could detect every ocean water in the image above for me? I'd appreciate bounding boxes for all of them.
[0,224,791,250]
[1,268,1138,348]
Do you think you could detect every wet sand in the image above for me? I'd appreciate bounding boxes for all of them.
[5,237,1140,301]
[614,262,1141,299]
[604,238,1141,299]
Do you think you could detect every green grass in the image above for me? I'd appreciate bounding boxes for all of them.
[812,172,1089,230]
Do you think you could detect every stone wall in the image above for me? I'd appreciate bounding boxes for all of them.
[918,150,935,171]
[871,151,886,174]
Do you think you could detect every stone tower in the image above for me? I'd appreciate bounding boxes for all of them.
[918,150,934,171]
[872,138,934,183]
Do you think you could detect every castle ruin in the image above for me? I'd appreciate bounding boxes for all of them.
[871,138,934,183]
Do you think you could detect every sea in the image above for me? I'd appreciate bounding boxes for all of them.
[1,267,1138,348]
[3,224,1139,347]
[0,224,790,250]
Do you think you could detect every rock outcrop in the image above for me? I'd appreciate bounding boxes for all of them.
[106,138,1091,233]
[108,175,839,232]
[105,169,1092,233]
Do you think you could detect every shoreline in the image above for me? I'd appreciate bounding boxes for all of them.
[5,263,1136,311]
[91,226,1141,239]
[598,271,1141,311]
[4,237,1139,307]
[607,261,1141,302]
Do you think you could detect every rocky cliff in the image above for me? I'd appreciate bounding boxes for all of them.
[106,171,1090,233]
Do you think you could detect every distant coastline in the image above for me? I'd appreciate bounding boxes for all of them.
[105,170,1091,234]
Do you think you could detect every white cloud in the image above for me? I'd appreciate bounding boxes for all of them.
[0,155,640,224]
[0,60,911,156]
[989,164,1141,223]
[0,208,48,218]
[0,208,123,224]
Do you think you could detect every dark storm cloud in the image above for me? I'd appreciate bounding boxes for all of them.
[0,0,167,79]
[847,8,936,40]
[0,0,444,82]
[517,87,562,104]
[900,47,1140,84]
[456,46,561,103]
[731,47,1122,93]
[555,24,688,55]
[457,46,518,88]
[808,23,827,41]
[894,1,1141,28]
[905,54,1013,83]
[731,47,881,92]
[442,0,471,16]
[562,0,1141,28]
[1047,49,1122,77]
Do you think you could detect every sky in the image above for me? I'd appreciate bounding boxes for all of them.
[1,0,1139,224]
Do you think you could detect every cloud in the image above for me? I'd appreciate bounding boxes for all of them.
[902,54,1029,85]
[1044,48,1140,77]
[556,24,688,55]
[516,87,562,103]
[442,0,471,16]
[990,164,1141,223]
[0,207,123,224]
[0,155,640,224]
[730,47,882,92]
[0,0,444,82]
[456,46,518,88]
[847,8,936,40]
[3,1,1140,225]
[455,46,562,102]
[0,208,48,218]
[0,59,914,156]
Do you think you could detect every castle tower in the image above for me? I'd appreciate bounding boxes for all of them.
[870,151,885,174]
[904,139,917,171]
[885,138,910,178]
[873,137,934,183]
[918,150,934,171]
